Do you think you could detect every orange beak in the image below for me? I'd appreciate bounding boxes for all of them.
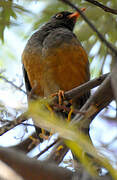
[68,8,86,20]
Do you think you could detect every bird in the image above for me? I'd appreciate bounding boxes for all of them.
[22,9,90,141]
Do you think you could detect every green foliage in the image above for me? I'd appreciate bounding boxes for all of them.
[0,0,31,41]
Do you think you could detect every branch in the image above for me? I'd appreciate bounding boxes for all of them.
[0,113,27,136]
[0,160,23,180]
[34,138,59,159]
[73,75,113,132]
[0,75,26,94]
[13,132,40,153]
[64,73,109,100]
[0,147,73,180]
[45,140,69,164]
[60,0,117,56]
[51,73,108,107]
[86,0,117,15]
[111,60,117,102]
[0,147,113,180]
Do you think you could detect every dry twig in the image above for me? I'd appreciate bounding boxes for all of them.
[34,139,59,159]
[0,113,27,136]
[85,0,117,15]
[0,75,26,94]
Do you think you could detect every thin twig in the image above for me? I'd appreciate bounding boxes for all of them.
[34,139,59,159]
[86,0,117,15]
[21,122,43,132]
[13,132,40,153]
[0,113,27,136]
[0,75,26,94]
[60,0,117,56]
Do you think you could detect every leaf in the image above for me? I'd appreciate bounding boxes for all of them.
[0,0,33,41]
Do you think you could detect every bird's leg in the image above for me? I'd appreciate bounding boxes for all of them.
[51,90,74,121]
[58,90,65,105]
[39,130,50,140]
[28,135,40,149]
[67,105,74,122]
[46,103,54,116]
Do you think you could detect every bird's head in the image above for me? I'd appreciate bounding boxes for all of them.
[50,8,86,31]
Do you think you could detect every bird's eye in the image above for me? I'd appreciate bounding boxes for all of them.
[56,13,63,19]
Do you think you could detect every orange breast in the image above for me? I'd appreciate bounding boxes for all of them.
[41,44,89,96]
[22,43,89,97]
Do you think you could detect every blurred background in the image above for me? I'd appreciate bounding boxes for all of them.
[0,0,117,169]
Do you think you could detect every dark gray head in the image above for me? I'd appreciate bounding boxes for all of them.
[27,9,86,47]
[49,9,86,31]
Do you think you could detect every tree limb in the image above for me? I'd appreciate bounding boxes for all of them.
[64,73,109,100]
[0,147,73,180]
[111,60,117,102]
[45,140,69,164]
[85,0,117,15]
[0,147,113,180]
[73,74,113,132]
[0,160,23,180]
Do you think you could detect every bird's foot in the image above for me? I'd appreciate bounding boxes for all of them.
[55,145,64,156]
[39,129,50,140]
[29,135,40,148]
[51,90,65,105]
